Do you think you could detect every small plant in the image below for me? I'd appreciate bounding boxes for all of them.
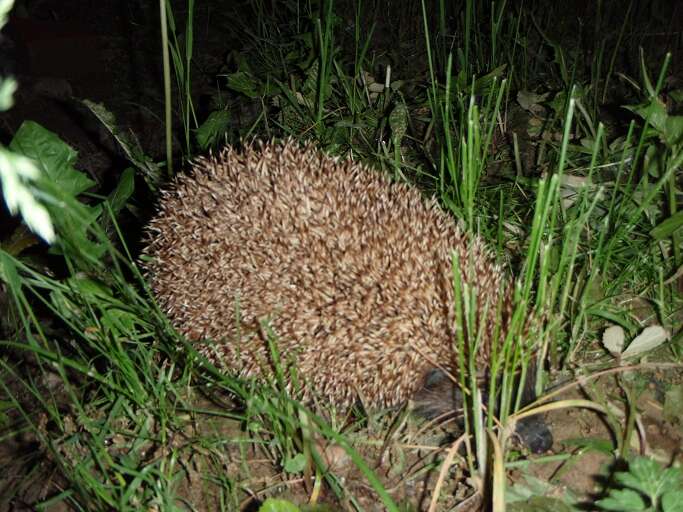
[597,457,683,512]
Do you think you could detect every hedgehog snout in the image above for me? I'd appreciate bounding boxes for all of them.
[413,368,553,453]
[412,367,463,419]
[514,415,553,453]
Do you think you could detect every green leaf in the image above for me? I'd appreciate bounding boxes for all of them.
[9,121,95,197]
[617,457,666,499]
[650,210,683,240]
[47,201,106,261]
[283,453,306,474]
[625,98,667,134]
[226,71,262,98]
[65,276,116,303]
[507,475,564,503]
[658,467,683,497]
[196,110,231,151]
[107,168,135,215]
[5,121,115,259]
[585,308,638,334]
[663,115,683,147]
[333,119,365,129]
[101,308,148,336]
[517,90,550,112]
[258,498,301,512]
[663,490,683,512]
[0,250,20,290]
[456,64,507,95]
[82,100,162,188]
[50,290,81,321]
[596,489,647,511]
[616,457,681,502]
[643,143,665,178]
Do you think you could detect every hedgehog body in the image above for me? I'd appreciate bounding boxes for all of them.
[143,141,512,411]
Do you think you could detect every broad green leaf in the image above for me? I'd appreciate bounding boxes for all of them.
[196,110,231,151]
[561,437,614,455]
[658,467,683,496]
[664,115,683,146]
[517,90,549,112]
[82,100,162,188]
[596,488,646,511]
[625,98,667,134]
[258,498,301,512]
[586,307,638,333]
[617,457,666,500]
[456,64,507,95]
[226,71,262,98]
[506,475,574,503]
[663,490,683,512]
[106,168,135,215]
[101,308,149,336]
[9,121,95,197]
[50,290,81,321]
[651,210,683,240]
[283,453,306,474]
[65,276,116,302]
[0,250,20,290]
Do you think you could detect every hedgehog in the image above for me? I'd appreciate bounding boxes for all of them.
[143,140,552,452]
